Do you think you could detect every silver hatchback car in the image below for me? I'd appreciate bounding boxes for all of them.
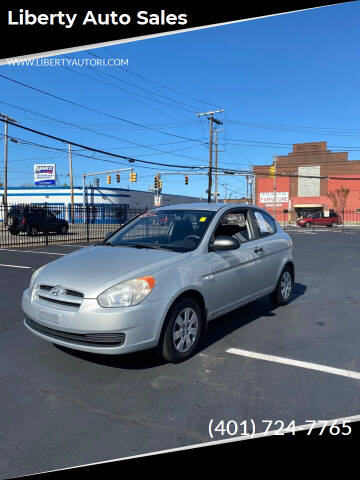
[22,203,294,363]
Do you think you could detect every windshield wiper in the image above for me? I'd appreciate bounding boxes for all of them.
[99,242,171,250]
[128,243,169,250]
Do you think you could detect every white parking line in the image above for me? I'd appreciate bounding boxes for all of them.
[226,348,360,380]
[0,263,32,269]
[0,249,66,255]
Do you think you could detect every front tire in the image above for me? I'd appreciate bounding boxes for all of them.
[157,297,204,363]
[305,222,312,228]
[270,266,294,306]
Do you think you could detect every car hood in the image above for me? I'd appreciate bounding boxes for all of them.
[36,245,188,298]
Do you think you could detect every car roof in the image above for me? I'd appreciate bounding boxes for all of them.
[156,203,254,212]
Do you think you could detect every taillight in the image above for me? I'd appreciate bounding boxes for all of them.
[22,218,26,224]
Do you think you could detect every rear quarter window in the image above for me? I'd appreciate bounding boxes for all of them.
[253,210,276,236]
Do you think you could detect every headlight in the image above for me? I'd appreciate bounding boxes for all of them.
[29,265,46,288]
[97,276,156,308]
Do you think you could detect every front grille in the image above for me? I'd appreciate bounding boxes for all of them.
[39,285,84,298]
[38,295,81,308]
[65,289,83,298]
[25,317,126,346]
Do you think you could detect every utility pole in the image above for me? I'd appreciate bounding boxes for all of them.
[249,164,254,204]
[214,130,219,203]
[273,155,278,219]
[68,143,75,224]
[0,114,17,224]
[197,109,224,203]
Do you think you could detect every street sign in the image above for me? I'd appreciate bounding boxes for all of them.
[260,192,289,204]
[34,164,56,186]
[154,195,162,207]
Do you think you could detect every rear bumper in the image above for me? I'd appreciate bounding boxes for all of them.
[22,287,170,355]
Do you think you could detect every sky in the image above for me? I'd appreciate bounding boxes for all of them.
[1,2,360,200]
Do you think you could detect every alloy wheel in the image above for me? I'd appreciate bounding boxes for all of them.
[172,307,199,353]
[281,271,292,300]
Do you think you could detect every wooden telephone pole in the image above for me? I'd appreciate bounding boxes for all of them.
[197,109,224,203]
[273,155,278,219]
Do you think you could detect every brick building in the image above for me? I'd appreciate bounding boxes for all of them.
[254,142,360,223]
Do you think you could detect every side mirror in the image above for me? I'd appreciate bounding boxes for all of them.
[104,231,113,239]
[209,235,240,252]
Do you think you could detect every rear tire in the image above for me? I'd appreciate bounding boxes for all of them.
[157,297,204,363]
[270,266,294,306]
[59,225,68,235]
[332,222,338,228]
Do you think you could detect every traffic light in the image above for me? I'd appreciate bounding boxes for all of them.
[107,174,111,184]
[269,165,275,178]
[159,179,162,190]
[154,176,159,190]
[185,175,189,185]
[130,172,137,182]
[116,173,120,183]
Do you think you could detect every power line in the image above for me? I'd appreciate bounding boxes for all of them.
[0,73,206,145]
[87,51,200,114]
[228,119,360,136]
[0,118,207,170]
[2,118,360,181]
[0,99,207,163]
[106,46,220,109]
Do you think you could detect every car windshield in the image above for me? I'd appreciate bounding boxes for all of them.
[104,209,215,252]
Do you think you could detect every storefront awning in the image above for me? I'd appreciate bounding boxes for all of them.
[294,204,323,208]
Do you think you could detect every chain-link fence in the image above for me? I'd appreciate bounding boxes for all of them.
[0,203,145,247]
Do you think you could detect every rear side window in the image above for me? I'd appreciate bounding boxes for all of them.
[253,211,276,236]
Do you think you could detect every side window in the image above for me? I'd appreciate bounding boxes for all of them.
[214,210,252,242]
[253,211,276,236]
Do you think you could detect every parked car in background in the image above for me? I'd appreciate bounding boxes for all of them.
[297,212,340,228]
[23,203,295,363]
[7,206,69,236]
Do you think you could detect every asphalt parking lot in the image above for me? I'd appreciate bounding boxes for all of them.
[1,231,360,477]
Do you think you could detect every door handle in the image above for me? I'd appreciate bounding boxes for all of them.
[254,247,264,254]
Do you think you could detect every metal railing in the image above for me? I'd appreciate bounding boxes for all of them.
[0,203,146,247]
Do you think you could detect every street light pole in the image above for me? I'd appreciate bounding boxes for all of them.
[68,143,74,224]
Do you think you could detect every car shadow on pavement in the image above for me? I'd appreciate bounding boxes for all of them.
[54,344,165,369]
[200,282,307,352]
[54,282,307,370]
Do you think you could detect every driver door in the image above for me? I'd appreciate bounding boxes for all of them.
[208,208,261,317]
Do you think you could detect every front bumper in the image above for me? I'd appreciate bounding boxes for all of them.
[22,287,170,355]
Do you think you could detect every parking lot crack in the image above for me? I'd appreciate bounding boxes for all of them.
[39,387,208,442]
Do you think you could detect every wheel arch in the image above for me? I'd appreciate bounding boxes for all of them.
[157,289,207,346]
[285,260,295,277]
[274,260,295,290]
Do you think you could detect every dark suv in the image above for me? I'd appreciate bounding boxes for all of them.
[7,206,69,236]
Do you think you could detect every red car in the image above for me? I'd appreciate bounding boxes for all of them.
[297,212,340,228]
